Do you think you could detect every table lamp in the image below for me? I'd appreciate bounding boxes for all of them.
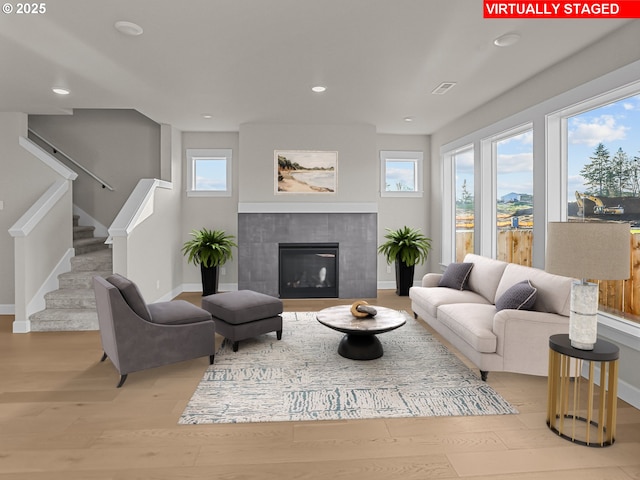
[545,221,630,350]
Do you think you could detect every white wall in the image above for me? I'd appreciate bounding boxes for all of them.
[29,109,161,228]
[0,113,60,309]
[239,123,378,203]
[181,132,240,289]
[376,134,431,284]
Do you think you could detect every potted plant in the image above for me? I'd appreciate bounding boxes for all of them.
[182,228,237,296]
[378,226,431,296]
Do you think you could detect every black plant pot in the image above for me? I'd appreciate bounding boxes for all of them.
[395,261,415,296]
[200,264,220,296]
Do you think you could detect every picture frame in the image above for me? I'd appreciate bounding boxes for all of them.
[275,150,337,194]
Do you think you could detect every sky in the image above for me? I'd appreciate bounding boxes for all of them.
[195,158,227,190]
[455,93,640,203]
[568,93,640,195]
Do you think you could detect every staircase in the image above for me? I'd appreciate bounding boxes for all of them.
[29,216,112,331]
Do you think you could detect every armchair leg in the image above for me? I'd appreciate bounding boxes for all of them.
[276,329,282,340]
[480,370,488,382]
[100,352,108,362]
[232,341,239,352]
[413,312,417,319]
[116,374,128,388]
[209,354,215,365]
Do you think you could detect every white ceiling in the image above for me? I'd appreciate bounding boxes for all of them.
[0,0,631,134]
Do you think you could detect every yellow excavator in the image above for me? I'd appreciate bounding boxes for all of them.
[575,191,624,215]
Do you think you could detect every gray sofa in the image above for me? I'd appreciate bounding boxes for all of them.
[409,254,573,379]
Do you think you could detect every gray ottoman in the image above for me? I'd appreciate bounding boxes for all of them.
[201,290,283,352]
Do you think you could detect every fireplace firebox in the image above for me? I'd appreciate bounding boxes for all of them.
[279,243,339,298]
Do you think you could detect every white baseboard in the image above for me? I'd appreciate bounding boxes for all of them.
[0,305,15,315]
[588,362,640,410]
[13,319,31,333]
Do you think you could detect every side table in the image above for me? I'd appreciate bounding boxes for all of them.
[546,333,619,447]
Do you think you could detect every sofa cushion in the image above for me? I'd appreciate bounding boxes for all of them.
[463,253,509,304]
[495,280,537,312]
[496,263,572,316]
[106,274,152,322]
[437,303,497,353]
[410,286,490,319]
[439,262,474,290]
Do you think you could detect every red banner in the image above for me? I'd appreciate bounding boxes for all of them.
[484,1,640,18]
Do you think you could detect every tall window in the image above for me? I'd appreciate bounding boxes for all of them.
[454,147,474,261]
[566,93,640,320]
[186,148,232,197]
[495,127,533,266]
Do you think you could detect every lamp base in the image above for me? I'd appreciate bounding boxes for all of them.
[569,280,598,351]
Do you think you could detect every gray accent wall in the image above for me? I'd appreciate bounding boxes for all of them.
[238,212,377,298]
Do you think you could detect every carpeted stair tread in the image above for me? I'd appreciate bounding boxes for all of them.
[71,249,113,271]
[73,225,96,240]
[73,236,109,255]
[44,288,97,309]
[58,270,113,289]
[30,308,98,331]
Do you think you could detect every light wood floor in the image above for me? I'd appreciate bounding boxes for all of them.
[1,291,640,479]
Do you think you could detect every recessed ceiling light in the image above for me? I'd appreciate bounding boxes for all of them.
[202,114,212,119]
[115,21,144,36]
[494,33,521,47]
[311,86,326,93]
[404,117,414,122]
[52,87,70,95]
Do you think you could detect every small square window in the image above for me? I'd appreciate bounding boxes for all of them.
[186,149,232,197]
[380,150,423,197]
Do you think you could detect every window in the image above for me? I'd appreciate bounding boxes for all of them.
[186,148,232,197]
[565,92,640,320]
[494,126,533,266]
[380,150,423,197]
[453,146,475,262]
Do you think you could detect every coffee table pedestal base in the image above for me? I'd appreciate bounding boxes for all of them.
[338,334,383,360]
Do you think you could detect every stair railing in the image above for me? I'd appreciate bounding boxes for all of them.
[28,128,115,191]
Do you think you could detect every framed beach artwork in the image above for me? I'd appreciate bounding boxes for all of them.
[275,150,337,194]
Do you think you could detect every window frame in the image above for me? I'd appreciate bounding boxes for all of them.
[481,122,534,261]
[186,148,232,197]
[379,150,423,197]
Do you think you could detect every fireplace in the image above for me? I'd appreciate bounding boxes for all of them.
[279,243,339,298]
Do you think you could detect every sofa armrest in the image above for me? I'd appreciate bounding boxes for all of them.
[492,309,570,376]
[421,273,443,287]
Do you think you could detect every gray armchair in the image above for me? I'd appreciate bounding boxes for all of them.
[93,274,216,387]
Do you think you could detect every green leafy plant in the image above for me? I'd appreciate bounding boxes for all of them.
[378,226,432,267]
[181,228,237,268]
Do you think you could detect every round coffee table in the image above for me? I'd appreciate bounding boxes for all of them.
[316,305,407,360]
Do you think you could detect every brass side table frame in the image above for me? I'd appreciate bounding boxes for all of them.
[547,334,619,447]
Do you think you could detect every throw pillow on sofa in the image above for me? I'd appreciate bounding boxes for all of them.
[495,279,537,311]
[439,262,474,290]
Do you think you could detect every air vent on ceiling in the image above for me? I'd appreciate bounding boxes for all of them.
[432,82,457,95]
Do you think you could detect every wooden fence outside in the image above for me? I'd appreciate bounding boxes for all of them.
[455,229,640,321]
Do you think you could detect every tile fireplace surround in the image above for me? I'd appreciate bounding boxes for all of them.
[238,203,378,299]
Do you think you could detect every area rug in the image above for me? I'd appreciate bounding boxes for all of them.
[179,311,518,424]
